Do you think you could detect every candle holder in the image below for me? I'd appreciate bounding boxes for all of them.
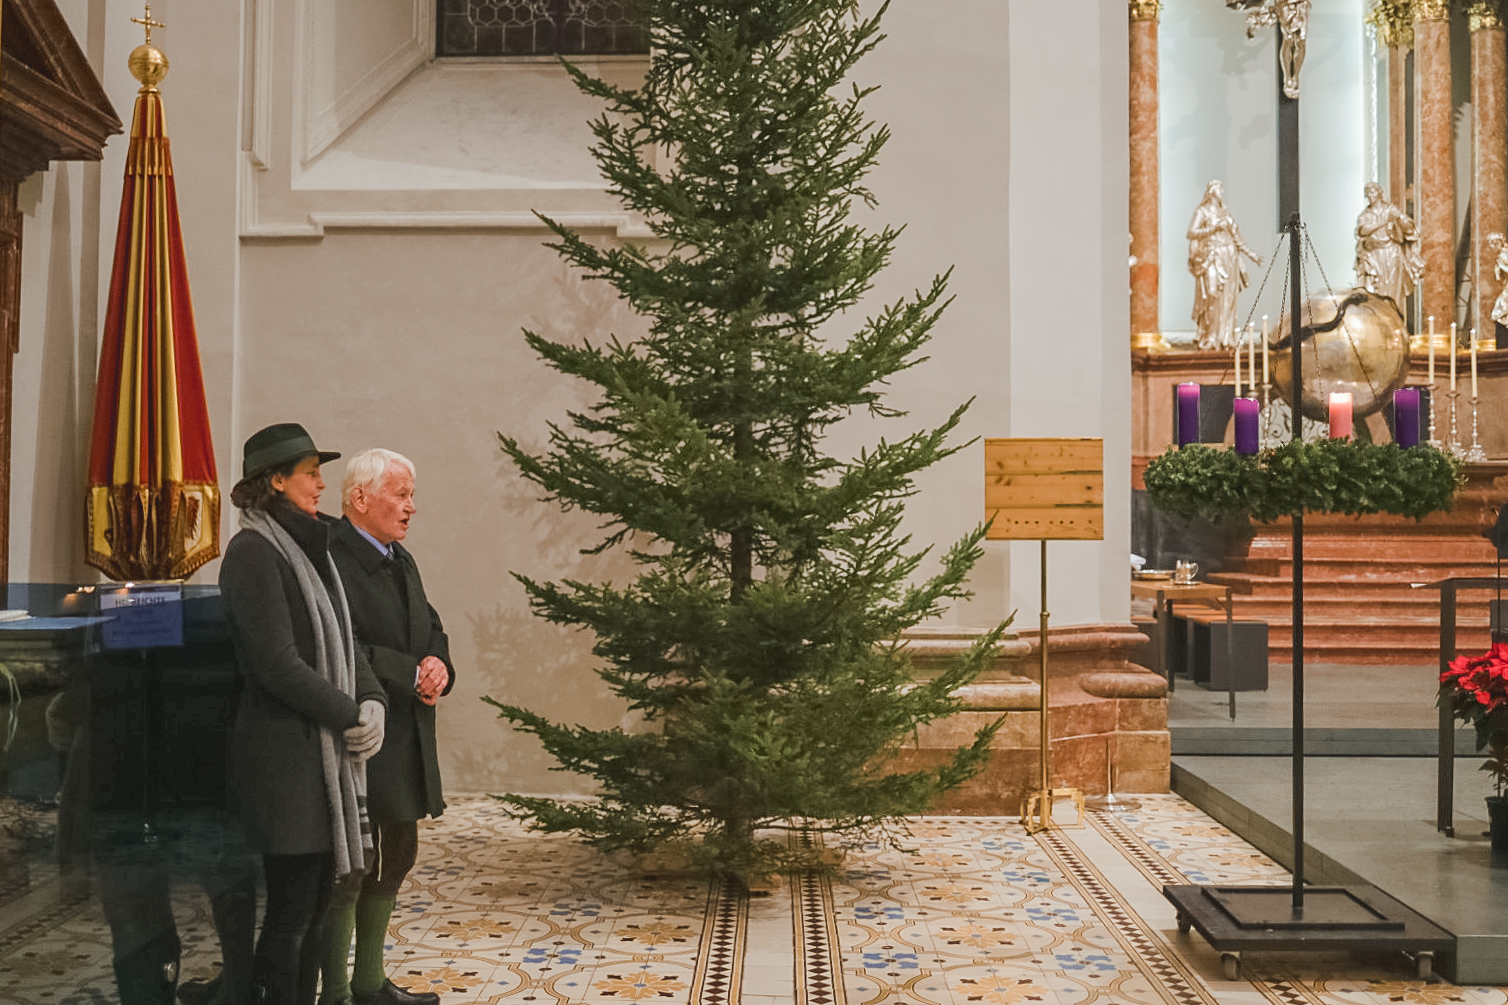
[1447,388,1463,457]
[1466,396,1488,462]
[1427,381,1441,449]
[1259,381,1286,450]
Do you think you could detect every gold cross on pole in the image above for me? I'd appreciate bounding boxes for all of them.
[130,4,166,45]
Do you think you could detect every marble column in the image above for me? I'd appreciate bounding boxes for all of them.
[0,180,18,586]
[1367,5,1414,218]
[1128,0,1161,349]
[1471,3,1507,337]
[1414,0,1455,328]
[1389,44,1409,218]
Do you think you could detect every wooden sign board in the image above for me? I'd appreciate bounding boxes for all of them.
[984,438,1103,541]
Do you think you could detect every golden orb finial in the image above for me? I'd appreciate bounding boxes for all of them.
[128,5,169,91]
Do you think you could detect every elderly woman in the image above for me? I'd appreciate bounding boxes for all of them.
[219,423,387,1005]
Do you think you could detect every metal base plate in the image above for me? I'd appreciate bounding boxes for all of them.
[1165,883,1452,956]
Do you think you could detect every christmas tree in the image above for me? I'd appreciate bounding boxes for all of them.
[489,0,1008,874]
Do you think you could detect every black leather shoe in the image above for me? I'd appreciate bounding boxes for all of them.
[178,977,221,1005]
[355,980,439,1005]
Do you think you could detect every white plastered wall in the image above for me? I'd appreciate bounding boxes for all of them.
[13,0,1133,796]
[1001,1,1131,628]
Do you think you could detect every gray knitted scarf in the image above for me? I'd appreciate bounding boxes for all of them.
[240,507,371,878]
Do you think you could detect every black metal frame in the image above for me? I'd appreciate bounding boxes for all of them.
[1162,34,1452,981]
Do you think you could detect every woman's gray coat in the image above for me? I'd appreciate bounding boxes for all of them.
[218,503,385,855]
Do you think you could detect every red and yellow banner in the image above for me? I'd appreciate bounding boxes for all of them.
[85,82,218,580]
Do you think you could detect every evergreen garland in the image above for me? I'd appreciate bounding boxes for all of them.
[487,0,1005,874]
[1143,441,1462,523]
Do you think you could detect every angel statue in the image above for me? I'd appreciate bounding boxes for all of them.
[1188,180,1262,350]
[1227,0,1311,99]
[1489,232,1508,333]
[1354,181,1424,312]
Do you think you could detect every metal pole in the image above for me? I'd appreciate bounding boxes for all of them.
[1040,539,1050,796]
[1279,29,1305,910]
[1288,211,1305,911]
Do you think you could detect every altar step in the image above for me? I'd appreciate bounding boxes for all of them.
[1209,569,1496,665]
[1158,464,1508,665]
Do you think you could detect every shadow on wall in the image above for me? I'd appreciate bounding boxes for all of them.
[449,261,648,798]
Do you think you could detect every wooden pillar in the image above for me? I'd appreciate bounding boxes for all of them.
[0,180,19,586]
[1129,0,1161,348]
[1472,3,1507,335]
[1414,0,1455,328]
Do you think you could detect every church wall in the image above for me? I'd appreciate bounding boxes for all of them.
[853,0,1013,630]
[9,0,1136,797]
[1001,1,1131,628]
[234,1,1136,795]
[12,163,98,586]
[239,230,644,796]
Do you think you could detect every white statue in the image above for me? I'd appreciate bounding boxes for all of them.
[1354,181,1424,312]
[1489,232,1508,331]
[1188,180,1261,350]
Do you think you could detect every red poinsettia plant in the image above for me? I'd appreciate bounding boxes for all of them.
[1441,642,1508,797]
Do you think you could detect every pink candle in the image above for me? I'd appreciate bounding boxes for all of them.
[1328,392,1354,439]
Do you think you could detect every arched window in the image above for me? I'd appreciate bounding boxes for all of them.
[437,0,649,57]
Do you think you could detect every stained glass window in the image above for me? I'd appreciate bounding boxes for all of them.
[437,0,649,57]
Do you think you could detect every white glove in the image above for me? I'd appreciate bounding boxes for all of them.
[344,699,386,761]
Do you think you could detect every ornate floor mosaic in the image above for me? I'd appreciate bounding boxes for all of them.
[0,793,1503,1004]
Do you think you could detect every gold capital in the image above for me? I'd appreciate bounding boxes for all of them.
[1468,1,1505,30]
[1412,0,1450,22]
[1129,0,1161,22]
[1367,0,1415,47]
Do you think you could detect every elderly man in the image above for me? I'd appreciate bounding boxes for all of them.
[320,449,453,1005]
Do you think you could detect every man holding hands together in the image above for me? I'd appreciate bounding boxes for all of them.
[322,449,454,1005]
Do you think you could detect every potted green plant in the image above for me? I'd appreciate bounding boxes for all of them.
[1440,643,1508,854]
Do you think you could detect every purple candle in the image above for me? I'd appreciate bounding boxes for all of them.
[1176,382,1201,447]
[1394,387,1421,447]
[1234,397,1259,454]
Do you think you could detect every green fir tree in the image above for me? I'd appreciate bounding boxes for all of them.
[489,0,1008,875]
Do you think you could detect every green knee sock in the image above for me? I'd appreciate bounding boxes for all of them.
[320,903,357,1003]
[349,894,398,999]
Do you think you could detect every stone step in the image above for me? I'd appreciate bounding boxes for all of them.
[1223,560,1502,581]
[1225,597,1485,621]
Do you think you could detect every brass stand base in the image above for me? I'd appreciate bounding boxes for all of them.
[1022,787,1085,834]
[1085,793,1142,813]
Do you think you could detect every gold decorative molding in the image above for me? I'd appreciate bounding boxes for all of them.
[1128,0,1161,22]
[1468,1,1505,31]
[1367,0,1415,47]
[1412,0,1449,22]
[1131,331,1170,354]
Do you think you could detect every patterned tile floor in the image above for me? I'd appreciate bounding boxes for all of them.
[0,794,1504,1004]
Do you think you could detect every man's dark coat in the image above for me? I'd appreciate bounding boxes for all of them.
[329,517,454,822]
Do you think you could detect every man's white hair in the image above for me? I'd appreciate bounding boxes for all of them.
[342,448,415,507]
